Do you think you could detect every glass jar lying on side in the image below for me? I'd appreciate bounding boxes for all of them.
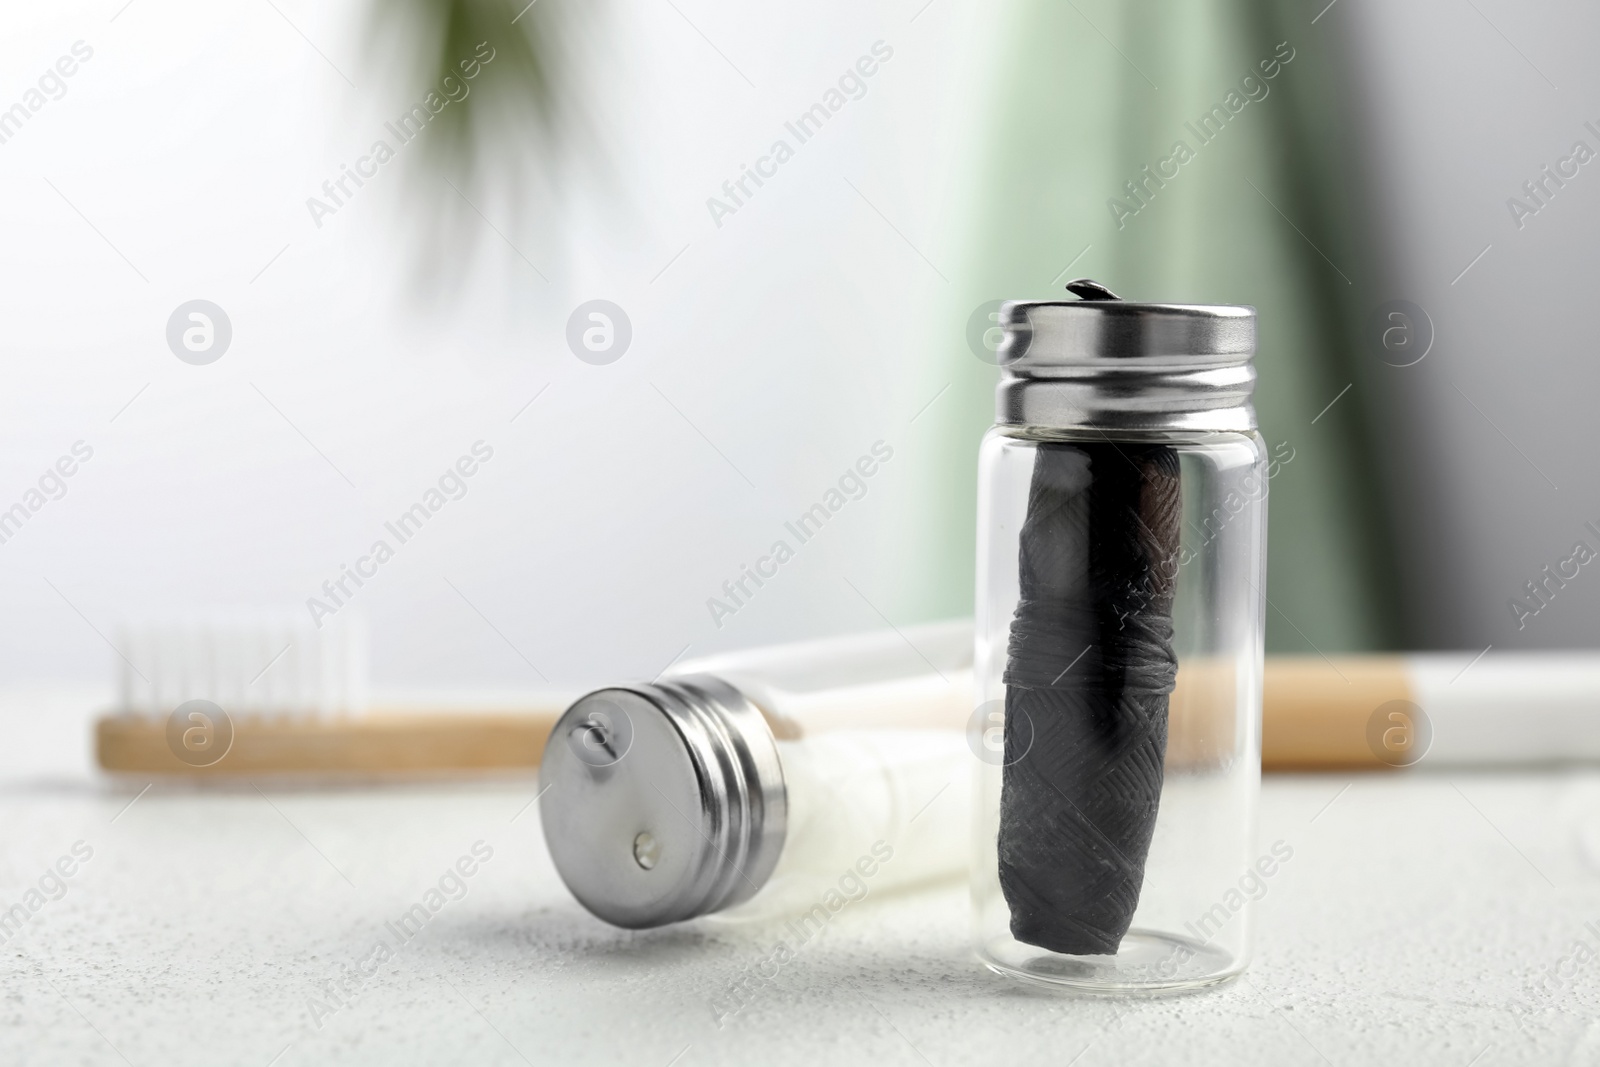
[973,281,1267,993]
[539,623,973,928]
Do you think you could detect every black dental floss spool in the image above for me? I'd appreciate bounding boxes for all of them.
[997,280,1182,956]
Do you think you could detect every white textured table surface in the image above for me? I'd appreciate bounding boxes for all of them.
[3,770,1599,1066]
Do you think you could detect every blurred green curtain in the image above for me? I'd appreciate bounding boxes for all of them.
[922,0,1403,652]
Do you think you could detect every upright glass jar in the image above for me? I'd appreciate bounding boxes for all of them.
[972,281,1267,992]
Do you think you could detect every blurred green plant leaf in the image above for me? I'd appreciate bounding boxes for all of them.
[364,0,607,279]
[371,0,561,176]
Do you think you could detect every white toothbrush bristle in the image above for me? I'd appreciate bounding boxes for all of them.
[117,613,368,720]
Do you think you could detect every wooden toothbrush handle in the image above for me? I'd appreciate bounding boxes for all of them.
[1262,655,1415,769]
[96,710,565,776]
[95,656,1422,777]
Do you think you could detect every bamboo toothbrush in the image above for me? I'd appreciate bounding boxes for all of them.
[94,619,1600,775]
[95,616,570,777]
[1260,652,1600,768]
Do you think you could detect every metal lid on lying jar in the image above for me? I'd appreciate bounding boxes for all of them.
[538,675,786,929]
[996,279,1257,432]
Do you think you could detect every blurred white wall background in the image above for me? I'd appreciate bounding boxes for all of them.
[2,0,1597,763]
[1339,0,1600,651]
[0,0,998,709]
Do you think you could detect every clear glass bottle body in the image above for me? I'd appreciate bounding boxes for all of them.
[670,623,972,736]
[667,624,973,923]
[973,427,1267,992]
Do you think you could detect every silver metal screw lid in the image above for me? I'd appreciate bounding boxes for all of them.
[538,674,787,929]
[997,279,1258,433]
